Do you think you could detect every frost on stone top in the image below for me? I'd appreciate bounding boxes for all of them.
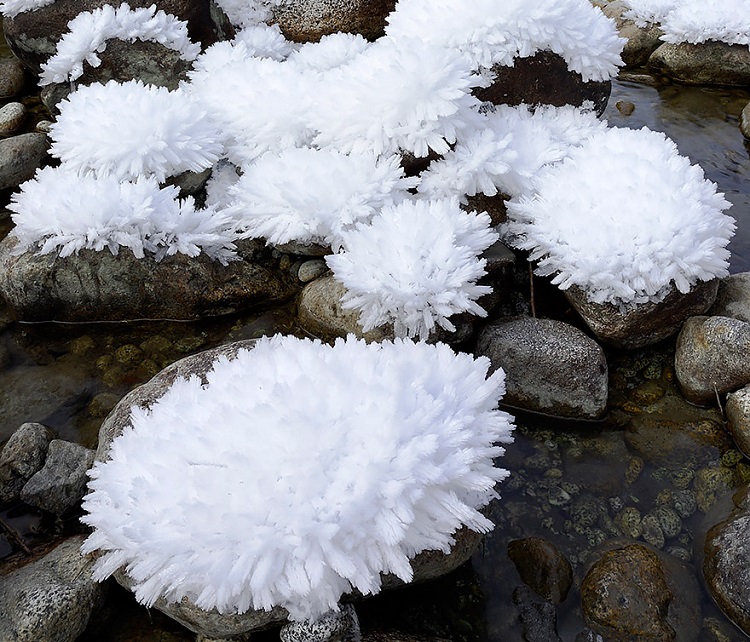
[385,0,624,81]
[50,80,222,183]
[0,0,55,19]
[81,334,515,621]
[623,0,750,47]
[505,127,735,308]
[326,198,498,340]
[39,2,201,86]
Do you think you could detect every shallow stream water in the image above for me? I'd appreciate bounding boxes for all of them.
[0,76,749,640]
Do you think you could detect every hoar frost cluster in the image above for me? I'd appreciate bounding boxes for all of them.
[81,335,515,621]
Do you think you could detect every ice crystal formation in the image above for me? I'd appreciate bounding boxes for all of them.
[81,335,515,621]
[505,127,735,307]
[0,0,54,18]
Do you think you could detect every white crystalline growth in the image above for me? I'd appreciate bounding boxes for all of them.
[0,0,54,19]
[81,334,515,622]
[213,0,286,28]
[327,198,498,340]
[9,167,239,264]
[385,0,624,81]
[505,126,735,308]
[624,0,750,47]
[50,80,222,183]
[39,2,201,86]
[225,148,418,251]
[232,23,295,61]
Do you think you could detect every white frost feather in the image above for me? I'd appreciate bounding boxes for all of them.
[81,334,514,621]
[0,0,54,18]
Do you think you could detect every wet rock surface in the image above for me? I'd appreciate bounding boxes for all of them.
[710,272,750,323]
[507,537,572,604]
[475,316,608,419]
[602,0,663,68]
[0,422,52,504]
[649,42,750,86]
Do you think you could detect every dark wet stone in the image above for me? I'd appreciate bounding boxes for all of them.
[3,0,227,73]
[0,57,26,98]
[565,279,719,350]
[21,439,95,515]
[0,132,49,191]
[602,0,663,68]
[675,316,750,405]
[465,193,508,227]
[649,42,750,86]
[507,537,572,604]
[512,586,562,642]
[710,272,750,324]
[727,385,750,458]
[473,51,612,116]
[0,422,52,504]
[0,536,107,642]
[0,237,298,322]
[271,0,396,42]
[475,316,608,419]
[742,103,750,140]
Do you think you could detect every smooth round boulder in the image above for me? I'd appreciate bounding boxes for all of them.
[0,57,26,98]
[709,272,750,323]
[726,386,750,459]
[0,101,26,137]
[0,236,298,322]
[475,316,608,419]
[0,132,49,191]
[674,315,750,405]
[565,279,719,350]
[649,41,750,86]
[507,537,573,604]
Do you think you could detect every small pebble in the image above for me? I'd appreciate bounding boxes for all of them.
[641,513,665,549]
[298,259,328,283]
[35,120,53,134]
[615,100,635,116]
[0,102,25,137]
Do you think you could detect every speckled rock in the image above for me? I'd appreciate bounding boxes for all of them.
[513,586,563,642]
[271,0,395,42]
[0,536,107,642]
[649,41,750,86]
[474,50,612,116]
[0,57,26,98]
[601,0,663,68]
[0,422,52,504]
[565,279,719,350]
[279,605,359,642]
[0,132,49,191]
[475,316,608,419]
[0,236,298,322]
[507,537,573,604]
[742,103,750,140]
[710,272,750,323]
[727,385,750,458]
[675,316,750,405]
[298,259,329,283]
[581,543,701,642]
[0,101,26,136]
[20,439,95,515]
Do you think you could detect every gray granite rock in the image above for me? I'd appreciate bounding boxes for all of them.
[0,132,49,191]
[0,236,298,322]
[726,385,750,458]
[649,41,750,86]
[709,272,750,323]
[297,259,329,283]
[0,536,107,642]
[0,101,26,137]
[674,315,750,405]
[475,316,608,419]
[565,279,719,350]
[280,605,360,642]
[0,422,52,504]
[21,439,95,515]
[0,57,26,98]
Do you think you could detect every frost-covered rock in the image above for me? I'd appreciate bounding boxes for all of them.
[475,316,608,419]
[675,316,750,405]
[601,0,663,68]
[0,422,52,505]
[0,235,297,322]
[85,336,514,625]
[0,536,107,642]
[0,132,49,191]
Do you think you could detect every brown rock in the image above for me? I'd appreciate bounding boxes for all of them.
[602,0,664,68]
[507,537,572,604]
[565,278,719,350]
[473,51,612,116]
[649,41,750,86]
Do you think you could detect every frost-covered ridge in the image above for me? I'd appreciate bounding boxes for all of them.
[81,335,515,621]
[0,0,55,18]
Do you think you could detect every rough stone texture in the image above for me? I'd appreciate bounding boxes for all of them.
[271,0,396,42]
[507,537,573,604]
[3,0,228,73]
[0,101,26,136]
[565,279,719,350]
[0,236,298,322]
[297,274,393,343]
[0,57,26,98]
[96,341,485,638]
[709,272,750,323]
[297,259,329,283]
[0,422,52,504]
[20,439,95,515]
[581,544,701,642]
[0,132,49,191]
[0,536,107,642]
[675,316,750,405]
[602,0,663,68]
[464,193,509,227]
[742,103,750,140]
[280,605,359,642]
[475,316,608,419]
[473,51,612,116]
[648,41,750,86]
[512,586,563,642]
[726,386,750,459]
